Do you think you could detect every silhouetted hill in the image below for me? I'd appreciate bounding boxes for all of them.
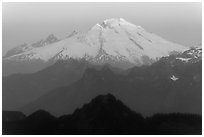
[26,109,56,121]
[57,94,145,134]
[2,111,26,122]
[3,110,57,135]
[2,94,201,135]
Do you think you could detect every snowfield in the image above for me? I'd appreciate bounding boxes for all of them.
[3,18,188,67]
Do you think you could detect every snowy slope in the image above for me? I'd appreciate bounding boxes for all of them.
[3,18,188,68]
[176,47,202,63]
[4,34,59,58]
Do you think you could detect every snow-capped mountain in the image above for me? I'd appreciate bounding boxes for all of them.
[3,18,188,75]
[4,34,59,58]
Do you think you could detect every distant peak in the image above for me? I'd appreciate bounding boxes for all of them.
[103,18,125,24]
[45,34,58,41]
[27,109,55,120]
[99,18,142,29]
[92,94,117,104]
[102,18,122,26]
[90,18,143,32]
[47,34,56,38]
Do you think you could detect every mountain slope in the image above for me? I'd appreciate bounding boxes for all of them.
[3,34,60,76]
[3,18,188,75]
[3,59,91,110]
[21,48,201,116]
[3,59,123,111]
[4,34,59,58]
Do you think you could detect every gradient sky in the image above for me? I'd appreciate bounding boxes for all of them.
[2,2,202,55]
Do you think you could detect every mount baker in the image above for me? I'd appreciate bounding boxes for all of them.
[3,18,188,76]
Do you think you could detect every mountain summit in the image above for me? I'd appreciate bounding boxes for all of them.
[3,18,188,75]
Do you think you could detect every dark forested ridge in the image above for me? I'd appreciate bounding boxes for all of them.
[3,94,202,135]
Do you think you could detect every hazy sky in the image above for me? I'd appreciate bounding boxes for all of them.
[2,2,202,55]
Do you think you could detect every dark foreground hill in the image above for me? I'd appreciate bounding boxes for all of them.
[3,94,202,135]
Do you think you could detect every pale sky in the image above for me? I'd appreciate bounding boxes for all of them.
[2,2,202,55]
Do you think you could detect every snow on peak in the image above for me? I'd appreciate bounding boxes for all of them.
[101,18,139,29]
[103,18,130,25]
[103,18,121,24]
[4,18,189,68]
